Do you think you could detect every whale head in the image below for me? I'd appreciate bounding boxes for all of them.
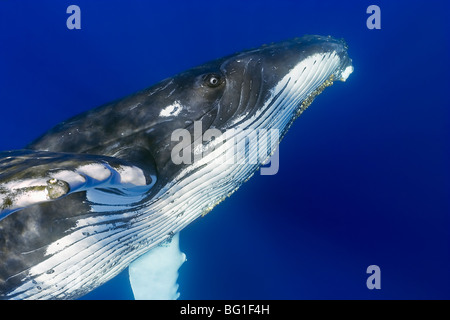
[28,35,353,182]
[146,34,354,181]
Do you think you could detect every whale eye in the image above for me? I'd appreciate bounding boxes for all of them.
[203,73,223,88]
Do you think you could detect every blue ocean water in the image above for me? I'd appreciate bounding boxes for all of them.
[0,0,449,299]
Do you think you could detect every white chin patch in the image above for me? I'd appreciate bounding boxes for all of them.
[340,65,354,82]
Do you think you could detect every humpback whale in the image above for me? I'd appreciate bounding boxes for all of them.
[0,35,353,299]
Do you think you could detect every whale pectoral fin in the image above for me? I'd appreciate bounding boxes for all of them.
[0,149,159,299]
[0,149,156,220]
[129,232,186,300]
